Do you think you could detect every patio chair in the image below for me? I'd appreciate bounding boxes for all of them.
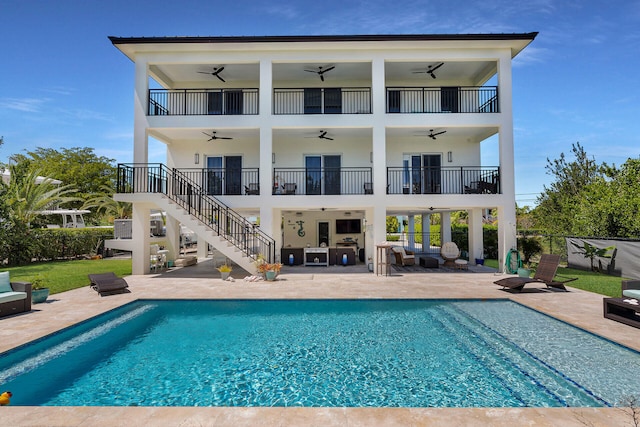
[440,242,461,267]
[88,272,130,297]
[391,247,415,266]
[494,254,577,292]
[364,182,373,194]
[244,183,260,195]
[283,183,297,195]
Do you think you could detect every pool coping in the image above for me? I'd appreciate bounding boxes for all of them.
[1,261,637,426]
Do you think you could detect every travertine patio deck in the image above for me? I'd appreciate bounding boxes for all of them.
[1,259,636,426]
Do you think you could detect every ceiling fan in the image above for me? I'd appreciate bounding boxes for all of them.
[317,130,334,140]
[427,129,446,140]
[415,129,447,140]
[202,131,233,141]
[197,66,226,82]
[413,62,444,79]
[304,65,335,81]
[305,130,334,140]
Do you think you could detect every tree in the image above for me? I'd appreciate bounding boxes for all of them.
[82,184,132,221]
[9,147,116,202]
[5,166,80,226]
[534,142,604,235]
[386,216,399,233]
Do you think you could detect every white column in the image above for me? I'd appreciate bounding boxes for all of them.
[372,204,387,266]
[407,215,415,251]
[497,50,517,269]
[370,59,386,197]
[497,205,517,273]
[132,203,152,275]
[441,213,452,244]
[133,59,149,164]
[468,208,484,264]
[259,59,273,198]
[165,215,180,263]
[421,213,431,253]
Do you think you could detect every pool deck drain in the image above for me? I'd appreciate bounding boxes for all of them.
[1,258,637,426]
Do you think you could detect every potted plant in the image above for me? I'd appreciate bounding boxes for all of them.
[216,263,233,280]
[255,258,282,281]
[517,236,543,278]
[31,276,50,304]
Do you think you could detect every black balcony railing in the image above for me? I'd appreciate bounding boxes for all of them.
[273,167,373,195]
[386,86,498,113]
[116,163,275,263]
[386,166,500,195]
[177,168,260,195]
[273,88,372,115]
[148,89,259,116]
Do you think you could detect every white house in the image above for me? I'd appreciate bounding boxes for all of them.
[109,33,537,275]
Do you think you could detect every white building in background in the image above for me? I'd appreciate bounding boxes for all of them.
[109,33,537,275]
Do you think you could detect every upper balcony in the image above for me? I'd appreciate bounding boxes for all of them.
[386,86,498,114]
[149,89,259,116]
[145,60,501,117]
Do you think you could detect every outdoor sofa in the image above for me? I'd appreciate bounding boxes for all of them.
[0,271,32,318]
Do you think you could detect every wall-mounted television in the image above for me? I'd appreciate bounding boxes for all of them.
[336,219,361,234]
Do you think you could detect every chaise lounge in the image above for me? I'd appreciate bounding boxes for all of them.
[0,271,32,318]
[88,272,130,297]
[494,253,576,292]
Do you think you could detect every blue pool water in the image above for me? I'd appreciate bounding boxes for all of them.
[1,299,639,407]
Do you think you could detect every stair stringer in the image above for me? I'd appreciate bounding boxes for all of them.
[150,194,258,274]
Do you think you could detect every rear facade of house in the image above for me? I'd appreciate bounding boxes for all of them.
[109,33,537,274]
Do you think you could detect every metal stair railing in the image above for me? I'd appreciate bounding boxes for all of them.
[117,163,275,263]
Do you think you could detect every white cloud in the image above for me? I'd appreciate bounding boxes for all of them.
[0,97,50,113]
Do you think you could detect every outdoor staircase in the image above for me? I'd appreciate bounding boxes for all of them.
[116,164,275,273]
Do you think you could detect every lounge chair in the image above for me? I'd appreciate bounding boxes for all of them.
[88,272,130,297]
[494,254,577,292]
[440,242,461,267]
[391,247,415,266]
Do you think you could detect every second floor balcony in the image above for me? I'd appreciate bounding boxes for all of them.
[117,164,499,197]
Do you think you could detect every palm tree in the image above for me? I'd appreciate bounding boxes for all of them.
[6,166,80,225]
[82,184,132,221]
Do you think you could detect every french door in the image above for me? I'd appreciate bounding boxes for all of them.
[305,155,341,195]
[404,154,441,194]
[205,155,242,195]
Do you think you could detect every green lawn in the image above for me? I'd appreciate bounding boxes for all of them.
[2,259,132,294]
[484,259,624,297]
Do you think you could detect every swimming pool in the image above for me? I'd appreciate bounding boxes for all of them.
[1,299,638,407]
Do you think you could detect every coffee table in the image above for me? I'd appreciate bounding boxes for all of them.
[603,298,640,329]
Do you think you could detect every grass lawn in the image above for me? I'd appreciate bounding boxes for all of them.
[484,259,624,297]
[2,259,132,295]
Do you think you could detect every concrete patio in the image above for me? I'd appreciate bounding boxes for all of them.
[1,258,637,426]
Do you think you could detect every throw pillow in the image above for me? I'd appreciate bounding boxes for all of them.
[0,271,12,293]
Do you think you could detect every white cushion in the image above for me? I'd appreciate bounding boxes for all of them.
[441,242,460,258]
[0,271,11,293]
[623,289,640,300]
[0,291,26,303]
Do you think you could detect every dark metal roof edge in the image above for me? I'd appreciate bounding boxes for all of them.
[108,33,538,45]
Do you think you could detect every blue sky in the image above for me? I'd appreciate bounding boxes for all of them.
[1,0,639,206]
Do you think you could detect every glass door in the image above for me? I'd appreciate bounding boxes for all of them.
[324,155,341,195]
[305,156,321,195]
[206,156,223,195]
[225,156,242,195]
[423,154,442,194]
[318,222,329,246]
